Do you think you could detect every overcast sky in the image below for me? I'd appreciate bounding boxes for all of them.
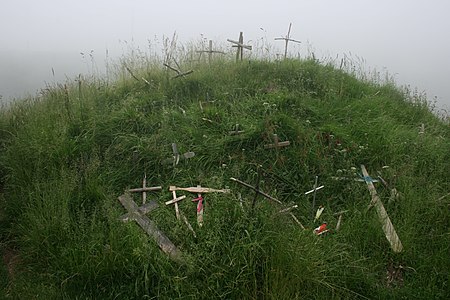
[1,0,449,111]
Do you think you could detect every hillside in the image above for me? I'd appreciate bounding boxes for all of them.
[0,57,449,299]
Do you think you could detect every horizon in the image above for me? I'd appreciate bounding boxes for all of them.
[1,0,449,112]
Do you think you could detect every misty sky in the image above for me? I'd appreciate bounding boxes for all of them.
[1,0,449,111]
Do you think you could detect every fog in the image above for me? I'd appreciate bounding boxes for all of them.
[1,0,449,111]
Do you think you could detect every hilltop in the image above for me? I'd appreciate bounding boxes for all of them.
[0,55,449,299]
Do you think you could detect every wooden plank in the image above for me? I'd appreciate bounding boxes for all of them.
[118,194,182,260]
[169,186,230,194]
[230,177,282,204]
[264,134,290,149]
[165,195,187,206]
[120,201,159,222]
[128,186,162,193]
[227,39,253,50]
[361,165,403,253]
[289,213,305,230]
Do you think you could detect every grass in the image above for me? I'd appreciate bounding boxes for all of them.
[0,41,449,299]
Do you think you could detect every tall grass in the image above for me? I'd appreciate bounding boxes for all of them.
[0,38,448,299]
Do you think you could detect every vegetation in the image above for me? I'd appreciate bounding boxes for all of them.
[0,43,449,299]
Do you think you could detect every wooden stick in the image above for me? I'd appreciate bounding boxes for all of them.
[142,174,147,204]
[171,191,181,220]
[361,165,403,253]
[264,134,290,149]
[165,195,187,206]
[118,194,182,261]
[128,186,162,193]
[227,40,252,50]
[289,213,305,230]
[304,185,324,195]
[168,191,195,236]
[279,205,298,213]
[179,208,196,237]
[336,214,343,231]
[169,186,230,194]
[230,177,282,204]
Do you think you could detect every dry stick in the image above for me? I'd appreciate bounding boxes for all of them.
[128,186,162,193]
[289,213,306,230]
[361,165,403,253]
[252,168,262,209]
[163,63,193,79]
[125,65,140,82]
[118,193,182,261]
[437,192,450,202]
[230,177,282,204]
[334,210,348,231]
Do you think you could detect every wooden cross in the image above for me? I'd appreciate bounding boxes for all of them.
[127,175,161,205]
[169,185,230,226]
[304,176,324,219]
[361,165,403,252]
[229,123,245,135]
[264,134,290,149]
[196,40,225,64]
[118,193,182,261]
[163,143,195,166]
[227,32,252,61]
[165,190,196,237]
[163,63,193,79]
[274,23,301,59]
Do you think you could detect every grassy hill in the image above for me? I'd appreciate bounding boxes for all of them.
[0,53,449,299]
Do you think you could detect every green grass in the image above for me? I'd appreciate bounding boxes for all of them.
[0,51,449,299]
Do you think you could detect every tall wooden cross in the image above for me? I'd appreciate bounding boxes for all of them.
[227,32,252,61]
[196,40,225,64]
[274,23,301,59]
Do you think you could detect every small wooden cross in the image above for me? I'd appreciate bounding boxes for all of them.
[196,40,225,64]
[127,174,161,205]
[304,176,324,220]
[264,134,290,149]
[163,143,195,166]
[229,123,245,135]
[165,190,196,237]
